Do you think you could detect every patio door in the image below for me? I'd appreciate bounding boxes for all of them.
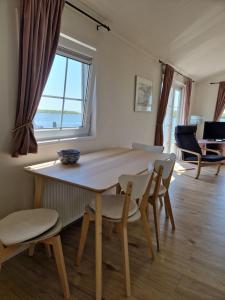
[163,85,184,153]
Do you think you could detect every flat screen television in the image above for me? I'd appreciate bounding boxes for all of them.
[203,121,225,140]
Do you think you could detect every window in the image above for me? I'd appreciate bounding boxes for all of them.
[220,110,225,122]
[163,84,184,153]
[34,47,94,141]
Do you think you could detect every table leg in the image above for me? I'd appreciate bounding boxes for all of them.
[202,143,206,155]
[95,192,102,300]
[34,176,44,208]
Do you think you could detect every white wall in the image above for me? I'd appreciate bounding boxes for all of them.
[0,0,161,217]
[191,71,225,137]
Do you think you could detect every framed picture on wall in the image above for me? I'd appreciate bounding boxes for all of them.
[134,76,152,112]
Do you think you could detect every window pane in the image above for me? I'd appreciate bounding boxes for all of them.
[42,55,66,97]
[221,111,225,122]
[65,59,90,99]
[62,100,83,128]
[81,64,90,99]
[33,97,63,129]
[34,49,92,139]
[163,87,183,153]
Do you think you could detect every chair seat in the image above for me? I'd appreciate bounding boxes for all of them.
[0,208,59,246]
[22,219,62,244]
[202,155,225,162]
[89,194,138,220]
[184,156,199,162]
[184,154,225,162]
[149,181,167,196]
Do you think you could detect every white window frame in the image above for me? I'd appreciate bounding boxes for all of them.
[163,81,184,153]
[173,81,185,124]
[34,45,95,142]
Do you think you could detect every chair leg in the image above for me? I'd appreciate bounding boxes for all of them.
[163,196,169,218]
[146,204,150,220]
[108,222,114,239]
[216,163,222,175]
[195,163,201,179]
[152,199,160,252]
[76,212,90,266]
[28,244,36,257]
[28,243,51,257]
[115,222,122,234]
[164,193,175,230]
[0,242,4,270]
[51,235,70,299]
[120,225,131,297]
[45,244,52,258]
[140,209,154,259]
[158,196,163,207]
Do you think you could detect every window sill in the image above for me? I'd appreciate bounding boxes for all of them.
[37,135,96,146]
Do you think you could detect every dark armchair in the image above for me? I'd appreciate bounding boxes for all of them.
[175,125,225,179]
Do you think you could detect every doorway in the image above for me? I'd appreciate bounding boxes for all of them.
[163,85,184,153]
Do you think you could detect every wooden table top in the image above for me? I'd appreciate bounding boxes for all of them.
[25,148,169,193]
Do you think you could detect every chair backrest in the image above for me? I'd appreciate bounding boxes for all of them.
[119,174,151,202]
[118,169,163,224]
[132,142,164,153]
[175,125,202,160]
[119,173,153,224]
[153,153,176,189]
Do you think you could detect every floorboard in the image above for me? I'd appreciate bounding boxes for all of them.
[1,163,225,299]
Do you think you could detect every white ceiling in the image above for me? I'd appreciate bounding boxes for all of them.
[78,0,225,81]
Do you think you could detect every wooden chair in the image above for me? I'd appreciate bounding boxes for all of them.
[76,170,163,297]
[175,125,225,179]
[148,153,176,251]
[132,141,164,195]
[0,208,70,299]
[132,141,165,214]
[132,142,164,153]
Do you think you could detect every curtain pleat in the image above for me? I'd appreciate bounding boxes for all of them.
[154,64,174,146]
[183,78,192,125]
[213,81,225,121]
[11,0,65,157]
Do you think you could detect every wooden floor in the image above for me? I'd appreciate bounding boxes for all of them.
[1,163,225,300]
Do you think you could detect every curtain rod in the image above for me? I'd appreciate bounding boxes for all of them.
[65,1,111,31]
[210,82,221,85]
[159,60,195,82]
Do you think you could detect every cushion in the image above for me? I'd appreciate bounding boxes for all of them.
[184,155,225,162]
[89,194,138,220]
[22,219,62,244]
[202,155,225,162]
[175,126,202,160]
[184,156,198,162]
[175,125,197,135]
[0,208,59,246]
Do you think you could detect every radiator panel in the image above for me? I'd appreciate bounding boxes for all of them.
[42,180,95,227]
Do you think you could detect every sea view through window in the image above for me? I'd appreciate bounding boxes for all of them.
[34,52,91,131]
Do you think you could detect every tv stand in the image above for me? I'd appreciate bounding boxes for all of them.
[198,139,225,145]
[198,139,225,158]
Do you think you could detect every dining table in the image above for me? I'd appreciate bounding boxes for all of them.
[25,147,169,299]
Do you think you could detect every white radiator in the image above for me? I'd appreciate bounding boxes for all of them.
[42,180,95,227]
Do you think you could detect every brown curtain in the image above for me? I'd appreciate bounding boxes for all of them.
[183,78,192,125]
[213,81,225,121]
[11,0,65,157]
[154,64,174,146]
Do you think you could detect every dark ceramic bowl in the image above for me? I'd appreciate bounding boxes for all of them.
[57,149,80,165]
